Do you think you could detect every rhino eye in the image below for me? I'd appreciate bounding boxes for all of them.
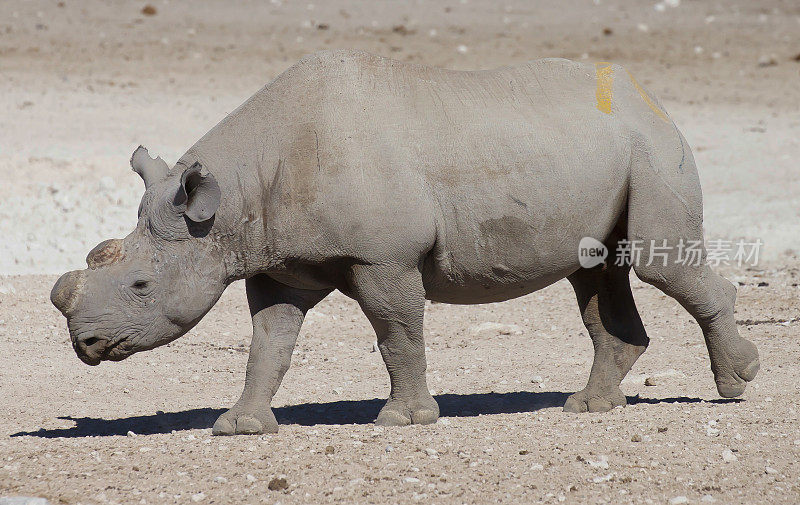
[132,280,150,290]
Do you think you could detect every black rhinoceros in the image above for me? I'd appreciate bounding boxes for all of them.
[51,50,759,435]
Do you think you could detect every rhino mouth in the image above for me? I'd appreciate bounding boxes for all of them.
[98,338,134,363]
[73,333,132,365]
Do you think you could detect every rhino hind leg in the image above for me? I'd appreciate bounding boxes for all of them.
[348,263,439,426]
[564,255,649,413]
[633,258,760,398]
[627,134,759,398]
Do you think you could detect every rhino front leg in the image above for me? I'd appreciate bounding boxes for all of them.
[213,274,330,435]
[348,264,439,426]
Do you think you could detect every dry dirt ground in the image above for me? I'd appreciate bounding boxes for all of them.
[1,0,799,504]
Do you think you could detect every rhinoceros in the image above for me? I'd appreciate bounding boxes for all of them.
[51,50,759,435]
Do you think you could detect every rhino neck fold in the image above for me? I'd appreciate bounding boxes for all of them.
[182,86,293,286]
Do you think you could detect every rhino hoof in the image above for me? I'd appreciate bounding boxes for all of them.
[563,388,626,414]
[715,339,760,398]
[212,408,279,435]
[375,397,439,426]
[375,409,412,427]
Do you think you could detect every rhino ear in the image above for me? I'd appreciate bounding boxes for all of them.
[173,162,221,222]
[130,146,169,189]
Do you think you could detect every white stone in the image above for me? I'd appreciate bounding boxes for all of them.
[669,497,688,505]
[191,493,205,502]
[722,449,738,463]
[469,322,523,336]
[587,455,609,469]
[0,498,51,505]
[591,474,613,484]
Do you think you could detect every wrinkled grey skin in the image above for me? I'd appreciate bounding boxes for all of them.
[52,50,759,435]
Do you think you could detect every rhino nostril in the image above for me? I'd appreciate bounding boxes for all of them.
[83,337,100,347]
[74,334,108,365]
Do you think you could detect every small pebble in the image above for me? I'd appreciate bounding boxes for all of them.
[631,434,642,442]
[190,493,205,502]
[246,474,257,483]
[722,449,738,463]
[669,497,688,505]
[267,477,288,491]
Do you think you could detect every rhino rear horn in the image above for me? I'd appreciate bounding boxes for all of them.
[130,145,169,189]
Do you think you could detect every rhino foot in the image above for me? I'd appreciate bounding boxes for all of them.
[375,395,440,426]
[563,388,627,413]
[713,338,760,398]
[212,405,279,435]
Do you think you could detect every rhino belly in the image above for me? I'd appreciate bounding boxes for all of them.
[420,157,628,304]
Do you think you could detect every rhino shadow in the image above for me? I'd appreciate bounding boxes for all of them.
[10,391,736,438]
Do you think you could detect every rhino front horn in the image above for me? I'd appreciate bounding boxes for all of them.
[130,145,169,189]
[51,270,85,316]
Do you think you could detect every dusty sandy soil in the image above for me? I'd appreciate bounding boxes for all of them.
[1,0,799,504]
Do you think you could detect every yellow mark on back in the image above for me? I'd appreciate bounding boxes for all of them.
[626,70,671,123]
[594,62,614,114]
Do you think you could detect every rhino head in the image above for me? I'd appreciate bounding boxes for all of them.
[51,146,226,365]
